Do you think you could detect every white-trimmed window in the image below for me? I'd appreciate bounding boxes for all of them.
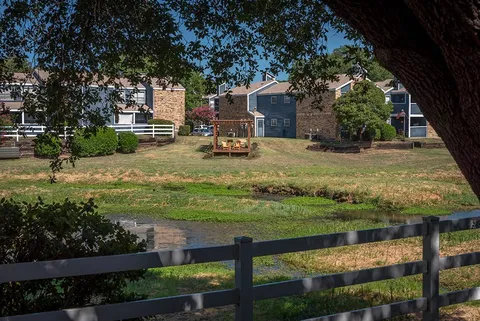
[284,95,290,104]
[271,118,277,126]
[284,118,291,127]
[125,89,146,104]
[271,96,277,104]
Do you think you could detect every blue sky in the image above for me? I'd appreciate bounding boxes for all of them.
[253,30,352,82]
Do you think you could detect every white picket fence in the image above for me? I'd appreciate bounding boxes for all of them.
[1,124,175,141]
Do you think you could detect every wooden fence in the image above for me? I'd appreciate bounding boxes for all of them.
[2,124,175,141]
[0,215,479,321]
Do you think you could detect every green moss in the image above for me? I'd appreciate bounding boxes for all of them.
[165,208,263,222]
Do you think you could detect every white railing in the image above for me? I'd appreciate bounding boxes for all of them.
[1,124,175,141]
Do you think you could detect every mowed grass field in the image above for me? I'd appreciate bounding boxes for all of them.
[0,136,477,209]
[1,136,479,320]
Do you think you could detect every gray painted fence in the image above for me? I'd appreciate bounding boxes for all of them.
[0,215,479,321]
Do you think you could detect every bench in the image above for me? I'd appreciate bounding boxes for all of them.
[0,147,20,159]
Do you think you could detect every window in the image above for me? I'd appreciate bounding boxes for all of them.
[284,119,291,127]
[391,94,406,104]
[284,95,291,104]
[410,117,427,127]
[271,118,277,126]
[0,90,22,101]
[125,89,146,104]
[271,96,277,104]
[135,112,149,124]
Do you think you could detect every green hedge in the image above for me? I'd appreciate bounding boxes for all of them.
[71,127,118,157]
[380,123,397,141]
[147,119,174,125]
[178,125,190,136]
[34,133,62,158]
[117,132,139,153]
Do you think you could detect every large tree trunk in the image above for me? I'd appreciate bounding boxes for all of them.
[325,0,480,198]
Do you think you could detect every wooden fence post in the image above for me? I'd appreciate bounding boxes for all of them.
[235,236,253,321]
[422,216,440,321]
[152,124,155,138]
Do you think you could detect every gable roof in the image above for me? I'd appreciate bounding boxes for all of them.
[257,75,354,96]
[329,74,354,90]
[375,79,394,93]
[257,82,292,95]
[221,80,277,96]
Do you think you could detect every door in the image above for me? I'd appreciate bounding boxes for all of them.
[256,118,264,137]
[117,113,133,124]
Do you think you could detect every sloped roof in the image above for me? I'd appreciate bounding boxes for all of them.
[258,82,292,95]
[149,78,185,90]
[375,79,394,92]
[221,80,276,96]
[257,75,353,95]
[11,73,36,84]
[328,74,354,90]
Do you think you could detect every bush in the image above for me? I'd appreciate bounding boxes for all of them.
[362,127,381,141]
[34,133,62,158]
[147,119,174,125]
[380,123,397,141]
[0,198,146,316]
[178,125,190,136]
[117,132,139,153]
[71,127,118,157]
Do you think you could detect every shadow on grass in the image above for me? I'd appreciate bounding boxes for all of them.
[130,264,422,321]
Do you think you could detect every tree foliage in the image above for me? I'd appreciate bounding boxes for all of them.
[182,71,207,110]
[325,46,393,82]
[333,81,392,138]
[187,105,216,125]
[0,198,146,316]
[1,57,30,73]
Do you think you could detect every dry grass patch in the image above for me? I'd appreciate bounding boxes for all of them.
[283,239,480,273]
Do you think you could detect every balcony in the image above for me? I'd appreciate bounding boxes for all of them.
[411,103,422,115]
[410,126,427,138]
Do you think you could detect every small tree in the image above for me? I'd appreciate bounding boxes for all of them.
[333,81,393,140]
[187,105,216,126]
[182,71,207,111]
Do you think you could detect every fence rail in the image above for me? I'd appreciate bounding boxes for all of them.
[1,124,175,141]
[0,215,479,321]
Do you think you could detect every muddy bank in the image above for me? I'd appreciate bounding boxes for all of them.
[252,184,359,203]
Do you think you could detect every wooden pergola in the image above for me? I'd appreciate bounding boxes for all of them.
[212,119,253,156]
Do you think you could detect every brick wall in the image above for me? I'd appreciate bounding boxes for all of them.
[153,90,185,130]
[295,90,339,140]
[218,95,254,136]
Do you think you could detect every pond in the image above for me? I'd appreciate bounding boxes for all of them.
[111,209,480,252]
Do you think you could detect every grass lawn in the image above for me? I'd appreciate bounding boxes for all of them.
[1,136,479,320]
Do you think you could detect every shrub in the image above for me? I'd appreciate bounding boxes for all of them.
[147,119,174,125]
[71,127,118,157]
[0,198,146,316]
[178,125,190,136]
[362,127,381,141]
[34,133,62,158]
[117,132,139,153]
[380,123,397,141]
